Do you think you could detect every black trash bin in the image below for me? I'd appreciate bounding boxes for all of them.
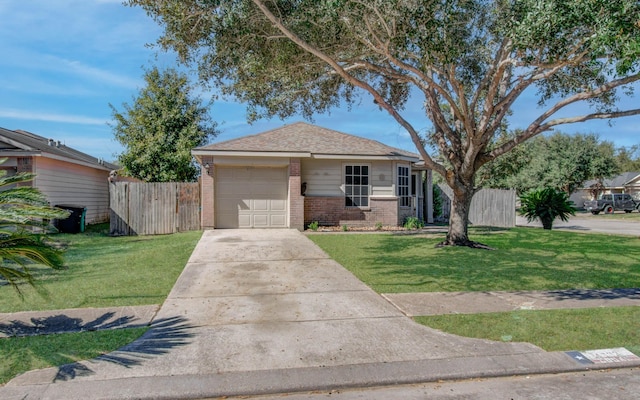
[55,204,87,233]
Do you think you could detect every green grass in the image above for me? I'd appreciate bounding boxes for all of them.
[308,227,640,293]
[0,224,202,312]
[0,327,147,385]
[416,307,640,355]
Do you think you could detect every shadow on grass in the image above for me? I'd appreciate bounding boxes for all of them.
[54,316,195,382]
[547,288,640,300]
[0,312,143,337]
[351,228,640,292]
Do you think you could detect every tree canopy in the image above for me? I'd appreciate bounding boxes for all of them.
[480,132,619,194]
[615,145,640,171]
[129,0,640,245]
[110,67,218,182]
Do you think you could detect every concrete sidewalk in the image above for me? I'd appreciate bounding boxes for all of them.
[2,229,640,400]
[384,288,640,316]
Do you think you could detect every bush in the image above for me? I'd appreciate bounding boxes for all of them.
[403,216,424,230]
[307,221,319,231]
[519,188,576,230]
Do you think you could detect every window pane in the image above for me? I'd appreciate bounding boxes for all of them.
[362,176,368,185]
[362,166,368,175]
[345,186,352,195]
[346,166,352,174]
[346,176,352,184]
[361,197,368,207]
[354,166,360,174]
[345,197,353,207]
[353,186,360,195]
[354,176,360,185]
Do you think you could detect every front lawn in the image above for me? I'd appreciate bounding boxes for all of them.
[308,227,640,293]
[310,227,640,355]
[416,307,640,355]
[0,328,148,385]
[0,224,202,312]
[0,225,201,385]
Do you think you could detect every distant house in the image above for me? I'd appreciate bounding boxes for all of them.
[0,127,118,224]
[570,172,640,206]
[192,122,433,230]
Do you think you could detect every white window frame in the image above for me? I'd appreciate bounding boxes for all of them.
[344,164,370,208]
[397,164,411,208]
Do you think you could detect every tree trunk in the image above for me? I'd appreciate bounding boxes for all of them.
[438,182,493,249]
[541,216,553,230]
[446,187,473,245]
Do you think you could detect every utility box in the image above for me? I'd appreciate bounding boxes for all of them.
[55,204,86,233]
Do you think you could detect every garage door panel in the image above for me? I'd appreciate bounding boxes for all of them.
[253,214,269,227]
[270,214,287,226]
[270,199,287,211]
[215,167,288,228]
[238,214,251,228]
[253,199,268,211]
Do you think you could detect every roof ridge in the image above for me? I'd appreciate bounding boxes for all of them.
[195,122,420,159]
[0,127,118,170]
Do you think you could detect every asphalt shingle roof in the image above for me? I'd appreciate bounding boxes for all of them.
[195,122,420,160]
[583,172,640,188]
[0,127,118,171]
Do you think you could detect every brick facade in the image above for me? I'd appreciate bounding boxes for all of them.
[200,156,215,229]
[288,158,305,231]
[304,196,399,227]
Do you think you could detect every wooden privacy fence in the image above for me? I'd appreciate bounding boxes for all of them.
[110,182,200,235]
[438,184,516,228]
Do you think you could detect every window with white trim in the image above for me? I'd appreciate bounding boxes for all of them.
[397,166,410,207]
[345,165,369,207]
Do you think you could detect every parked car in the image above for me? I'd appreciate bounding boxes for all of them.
[584,193,639,214]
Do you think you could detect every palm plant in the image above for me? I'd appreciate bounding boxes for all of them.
[0,160,70,295]
[519,188,576,230]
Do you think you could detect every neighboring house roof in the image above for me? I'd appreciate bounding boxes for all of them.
[583,172,640,189]
[193,122,420,161]
[0,127,118,171]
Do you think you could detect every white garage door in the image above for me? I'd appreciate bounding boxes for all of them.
[215,167,288,228]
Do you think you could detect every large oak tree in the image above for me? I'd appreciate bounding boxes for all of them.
[129,0,640,246]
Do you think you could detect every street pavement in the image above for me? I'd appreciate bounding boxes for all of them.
[1,229,639,399]
[516,215,639,236]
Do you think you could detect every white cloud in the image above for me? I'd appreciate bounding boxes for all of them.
[55,57,141,89]
[0,109,107,125]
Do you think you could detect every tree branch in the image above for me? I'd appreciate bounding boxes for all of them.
[250,0,444,173]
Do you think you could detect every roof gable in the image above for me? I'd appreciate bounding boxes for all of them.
[194,122,419,160]
[0,127,118,171]
[583,172,640,188]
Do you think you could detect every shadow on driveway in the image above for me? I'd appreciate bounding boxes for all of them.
[54,316,196,382]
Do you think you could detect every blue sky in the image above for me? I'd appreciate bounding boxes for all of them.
[0,0,638,163]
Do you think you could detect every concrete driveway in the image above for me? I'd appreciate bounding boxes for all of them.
[3,229,634,399]
[516,215,639,236]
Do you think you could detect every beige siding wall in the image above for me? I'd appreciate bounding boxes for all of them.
[33,157,111,224]
[371,161,394,196]
[300,158,395,197]
[301,159,342,196]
